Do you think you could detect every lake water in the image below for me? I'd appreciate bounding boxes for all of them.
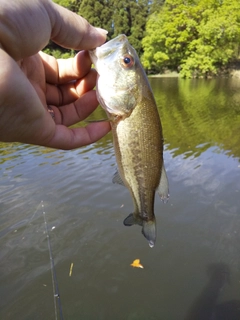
[1,77,240,320]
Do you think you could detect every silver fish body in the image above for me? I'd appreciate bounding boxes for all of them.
[89,35,169,247]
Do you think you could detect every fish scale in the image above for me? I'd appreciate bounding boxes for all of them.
[113,95,162,217]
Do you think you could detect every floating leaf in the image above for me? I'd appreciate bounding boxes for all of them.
[130,259,144,269]
[69,263,74,276]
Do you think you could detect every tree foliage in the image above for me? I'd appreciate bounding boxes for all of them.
[79,0,114,38]
[111,0,149,54]
[46,0,240,78]
[53,0,81,12]
[149,0,165,14]
[142,0,240,77]
[78,0,150,55]
[46,0,163,57]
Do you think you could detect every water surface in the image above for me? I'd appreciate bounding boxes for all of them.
[1,77,240,319]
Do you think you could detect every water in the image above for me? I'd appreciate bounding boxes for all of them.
[1,77,240,320]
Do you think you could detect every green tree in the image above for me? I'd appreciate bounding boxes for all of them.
[47,0,159,58]
[181,0,240,77]
[112,0,149,55]
[149,0,165,14]
[128,0,149,55]
[79,0,114,38]
[112,0,131,37]
[53,0,81,12]
[142,0,240,77]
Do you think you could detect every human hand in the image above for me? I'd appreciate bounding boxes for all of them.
[0,0,110,149]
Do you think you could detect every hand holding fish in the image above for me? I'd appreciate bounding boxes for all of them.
[0,0,110,149]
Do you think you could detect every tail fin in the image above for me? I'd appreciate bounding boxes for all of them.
[123,214,156,248]
[142,220,156,248]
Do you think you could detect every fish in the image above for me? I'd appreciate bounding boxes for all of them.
[89,34,169,248]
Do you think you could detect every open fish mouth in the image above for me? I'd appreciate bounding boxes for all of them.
[96,34,127,56]
[89,35,129,69]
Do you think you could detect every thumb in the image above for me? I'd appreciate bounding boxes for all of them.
[0,0,107,60]
[49,2,108,50]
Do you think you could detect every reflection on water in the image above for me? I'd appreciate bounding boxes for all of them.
[0,78,240,319]
[185,263,240,320]
[149,77,240,159]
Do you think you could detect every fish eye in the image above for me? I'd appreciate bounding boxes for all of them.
[124,56,131,64]
[121,54,134,68]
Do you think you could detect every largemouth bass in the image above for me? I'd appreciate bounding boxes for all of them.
[89,34,169,247]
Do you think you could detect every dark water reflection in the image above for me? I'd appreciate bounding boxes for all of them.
[150,77,240,159]
[0,78,240,319]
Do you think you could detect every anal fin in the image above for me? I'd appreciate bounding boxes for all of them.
[157,164,169,203]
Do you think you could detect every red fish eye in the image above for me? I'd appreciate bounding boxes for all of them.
[121,54,134,68]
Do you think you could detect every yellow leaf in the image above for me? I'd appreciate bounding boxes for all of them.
[130,259,144,269]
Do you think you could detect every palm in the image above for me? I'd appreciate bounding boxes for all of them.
[0,50,110,149]
[23,55,46,106]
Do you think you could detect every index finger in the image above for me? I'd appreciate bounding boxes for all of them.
[46,121,111,150]
[39,50,92,84]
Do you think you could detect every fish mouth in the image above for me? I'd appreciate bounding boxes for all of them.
[88,49,97,68]
[89,34,128,64]
[96,34,127,55]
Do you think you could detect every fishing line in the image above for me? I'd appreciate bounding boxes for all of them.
[41,201,64,320]
[19,202,42,241]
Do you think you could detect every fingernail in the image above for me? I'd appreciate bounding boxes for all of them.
[95,27,108,35]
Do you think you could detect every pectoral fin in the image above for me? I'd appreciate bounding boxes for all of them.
[112,171,125,186]
[157,164,169,203]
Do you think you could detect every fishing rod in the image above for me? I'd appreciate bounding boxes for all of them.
[41,201,64,320]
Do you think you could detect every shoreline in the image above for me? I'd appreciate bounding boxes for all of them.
[148,69,240,78]
[148,71,179,78]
